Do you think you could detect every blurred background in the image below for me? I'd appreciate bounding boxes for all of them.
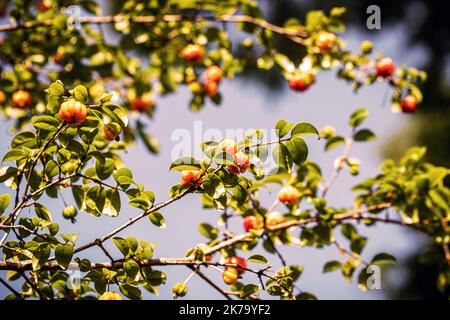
[1,0,449,299]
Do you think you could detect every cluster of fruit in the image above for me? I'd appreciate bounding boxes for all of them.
[180,139,250,186]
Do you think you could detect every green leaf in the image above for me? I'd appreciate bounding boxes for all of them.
[197,223,218,240]
[169,157,201,171]
[323,260,342,273]
[0,194,11,214]
[148,211,166,228]
[248,254,268,264]
[325,136,345,151]
[124,260,140,279]
[349,108,369,128]
[371,253,397,266]
[275,119,292,138]
[214,152,235,166]
[55,244,74,269]
[284,137,308,165]
[354,129,376,142]
[119,283,142,300]
[240,284,260,298]
[112,237,130,256]
[2,149,29,163]
[71,85,88,103]
[291,122,319,137]
[32,116,60,131]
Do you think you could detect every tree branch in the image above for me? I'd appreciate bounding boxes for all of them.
[0,14,307,44]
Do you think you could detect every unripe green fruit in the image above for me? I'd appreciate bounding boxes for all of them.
[62,206,78,219]
[172,282,188,298]
[349,166,359,176]
[360,40,373,54]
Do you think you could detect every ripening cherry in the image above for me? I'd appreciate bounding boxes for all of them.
[225,256,247,274]
[59,99,88,126]
[315,31,337,52]
[243,215,263,232]
[219,139,237,155]
[204,66,223,84]
[0,91,6,105]
[400,95,418,113]
[98,292,123,300]
[375,57,395,78]
[288,72,315,92]
[265,211,285,227]
[203,80,218,97]
[222,268,239,285]
[180,44,205,63]
[131,95,154,113]
[37,0,52,12]
[12,90,32,109]
[101,123,122,142]
[229,152,250,174]
[278,186,300,205]
[181,170,203,186]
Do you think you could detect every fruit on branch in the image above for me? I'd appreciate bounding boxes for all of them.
[0,91,6,105]
[172,282,188,298]
[222,268,239,285]
[204,66,223,84]
[229,152,250,174]
[400,95,418,113]
[12,90,32,109]
[180,44,205,63]
[265,211,285,227]
[181,170,203,186]
[375,57,395,78]
[98,292,123,300]
[243,215,263,232]
[288,72,315,92]
[62,206,78,221]
[225,256,247,274]
[360,40,374,54]
[131,95,154,113]
[219,139,237,155]
[320,125,336,139]
[59,99,88,126]
[315,31,337,52]
[101,123,122,142]
[37,0,51,12]
[203,80,218,97]
[278,186,300,205]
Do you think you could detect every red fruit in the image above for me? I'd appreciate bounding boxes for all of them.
[288,73,315,92]
[59,99,88,126]
[219,139,237,155]
[181,170,203,186]
[204,66,223,84]
[265,211,285,227]
[375,57,395,78]
[222,268,239,285]
[203,81,218,97]
[0,91,6,105]
[315,31,337,52]
[229,152,250,174]
[131,96,154,112]
[225,257,247,274]
[243,216,263,232]
[278,186,299,205]
[400,95,417,113]
[12,90,32,109]
[180,44,205,63]
[101,123,121,142]
[37,0,51,12]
